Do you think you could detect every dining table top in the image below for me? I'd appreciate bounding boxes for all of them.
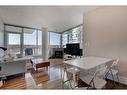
[63,56,113,70]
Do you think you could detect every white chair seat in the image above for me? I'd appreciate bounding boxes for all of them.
[67,68,80,74]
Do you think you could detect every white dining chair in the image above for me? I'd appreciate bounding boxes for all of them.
[79,66,108,89]
[62,64,80,89]
[105,59,120,84]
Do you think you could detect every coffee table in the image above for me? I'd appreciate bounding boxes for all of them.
[31,58,50,72]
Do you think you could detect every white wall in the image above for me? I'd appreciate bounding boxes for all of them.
[83,7,127,82]
[83,6,127,66]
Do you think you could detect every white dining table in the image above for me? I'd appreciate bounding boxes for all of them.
[62,56,113,88]
[63,56,113,70]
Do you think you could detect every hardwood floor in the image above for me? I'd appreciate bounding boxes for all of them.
[1,76,26,89]
[1,58,127,89]
[1,59,63,89]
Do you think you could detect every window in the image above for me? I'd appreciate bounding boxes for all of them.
[5,25,42,57]
[49,32,61,48]
[24,29,37,45]
[8,33,21,54]
[48,32,61,58]
[6,25,22,55]
[62,32,68,48]
[24,29,42,56]
[8,33,21,45]
[62,25,83,48]
[24,28,37,56]
[69,27,81,43]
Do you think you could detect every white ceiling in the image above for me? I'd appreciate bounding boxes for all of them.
[0,6,98,32]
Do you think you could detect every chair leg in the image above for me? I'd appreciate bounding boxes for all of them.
[78,76,95,89]
[76,74,79,87]
[62,69,65,84]
[88,79,94,89]
[73,73,76,88]
[60,65,63,79]
[62,67,66,81]
[110,70,115,86]
[116,73,120,85]
[62,67,66,88]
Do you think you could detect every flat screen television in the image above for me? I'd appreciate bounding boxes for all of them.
[66,43,80,56]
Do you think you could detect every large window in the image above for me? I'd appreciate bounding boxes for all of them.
[48,32,61,58]
[24,29,37,45]
[5,24,63,58]
[49,32,61,48]
[69,27,82,43]
[5,25,42,57]
[24,28,37,56]
[5,24,83,58]
[62,25,83,48]
[6,26,22,55]
[24,29,42,56]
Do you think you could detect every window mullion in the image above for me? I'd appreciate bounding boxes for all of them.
[21,28,24,57]
[36,30,38,56]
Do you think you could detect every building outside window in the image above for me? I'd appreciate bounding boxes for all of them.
[62,25,83,48]
[62,32,68,48]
